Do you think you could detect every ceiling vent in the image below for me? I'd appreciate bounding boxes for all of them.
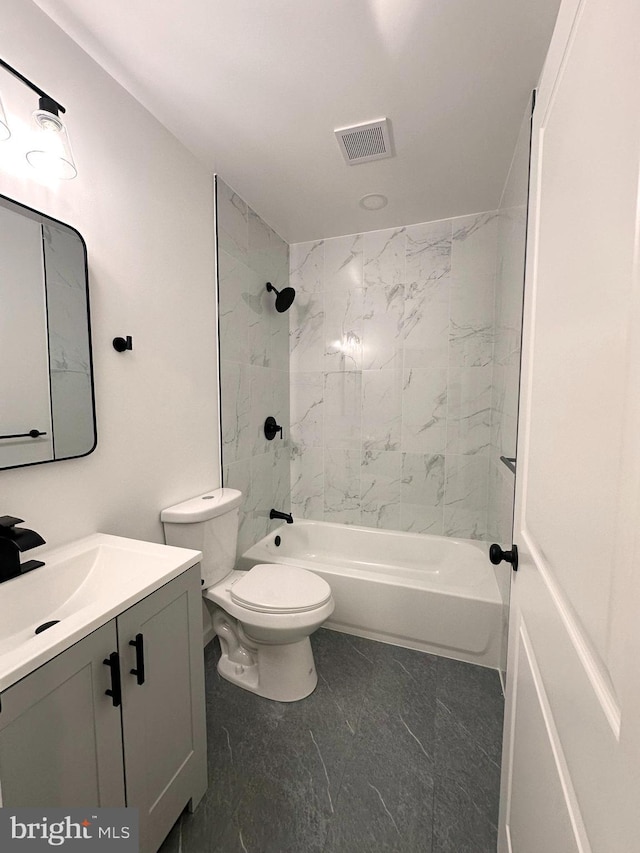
[335,118,393,165]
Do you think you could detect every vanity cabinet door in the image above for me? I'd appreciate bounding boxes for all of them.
[117,565,206,853]
[0,621,126,808]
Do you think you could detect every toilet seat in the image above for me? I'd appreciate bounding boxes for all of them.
[230,563,332,614]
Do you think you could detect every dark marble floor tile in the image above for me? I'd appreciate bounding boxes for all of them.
[177,773,236,850]
[182,639,289,849]
[209,630,373,852]
[309,629,378,734]
[359,644,439,765]
[224,728,337,853]
[324,644,437,853]
[171,630,503,853]
[436,657,504,766]
[432,774,498,853]
[323,725,434,853]
[434,697,502,827]
[210,816,252,852]
[277,677,359,804]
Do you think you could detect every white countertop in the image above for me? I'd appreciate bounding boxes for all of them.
[0,533,201,693]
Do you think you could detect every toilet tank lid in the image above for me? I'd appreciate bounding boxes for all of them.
[161,488,243,523]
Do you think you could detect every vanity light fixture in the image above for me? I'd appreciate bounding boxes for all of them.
[0,57,77,179]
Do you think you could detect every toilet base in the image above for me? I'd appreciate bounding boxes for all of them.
[211,605,319,701]
[217,635,318,702]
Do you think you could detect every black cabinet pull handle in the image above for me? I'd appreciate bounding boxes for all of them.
[129,633,145,685]
[103,652,122,706]
[489,543,519,572]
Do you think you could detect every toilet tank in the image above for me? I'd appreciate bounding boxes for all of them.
[161,489,243,587]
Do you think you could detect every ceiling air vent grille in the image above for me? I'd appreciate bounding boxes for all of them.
[335,118,393,165]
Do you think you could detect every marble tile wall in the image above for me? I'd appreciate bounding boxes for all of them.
[289,211,498,540]
[216,177,291,556]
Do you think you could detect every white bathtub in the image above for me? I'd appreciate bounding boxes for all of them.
[238,520,503,669]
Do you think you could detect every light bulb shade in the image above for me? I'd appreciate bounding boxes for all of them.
[26,109,77,179]
[0,93,10,141]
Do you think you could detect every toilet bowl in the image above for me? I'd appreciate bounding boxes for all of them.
[161,489,334,702]
[206,565,334,700]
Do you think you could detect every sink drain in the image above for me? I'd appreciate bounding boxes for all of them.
[35,620,60,635]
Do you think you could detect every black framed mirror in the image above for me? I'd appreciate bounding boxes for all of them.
[0,193,96,470]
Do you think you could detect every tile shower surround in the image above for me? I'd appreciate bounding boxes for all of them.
[289,212,498,540]
[216,178,291,556]
[217,174,522,547]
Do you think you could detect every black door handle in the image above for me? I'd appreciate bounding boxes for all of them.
[489,543,519,572]
[129,633,145,685]
[103,652,122,706]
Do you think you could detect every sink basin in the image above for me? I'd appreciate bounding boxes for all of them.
[0,533,201,692]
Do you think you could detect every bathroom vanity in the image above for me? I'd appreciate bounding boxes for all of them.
[0,534,207,853]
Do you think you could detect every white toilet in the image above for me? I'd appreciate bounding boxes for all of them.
[161,488,334,702]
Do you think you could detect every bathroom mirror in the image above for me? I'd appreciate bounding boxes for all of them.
[0,193,96,470]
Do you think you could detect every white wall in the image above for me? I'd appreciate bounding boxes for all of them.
[0,0,219,549]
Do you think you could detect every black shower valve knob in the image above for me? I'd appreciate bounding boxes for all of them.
[264,416,283,441]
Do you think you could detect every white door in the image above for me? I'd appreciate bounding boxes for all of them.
[498,0,640,851]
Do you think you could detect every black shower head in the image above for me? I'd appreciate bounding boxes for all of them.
[266,282,296,313]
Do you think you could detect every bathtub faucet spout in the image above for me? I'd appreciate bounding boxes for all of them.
[270,508,293,524]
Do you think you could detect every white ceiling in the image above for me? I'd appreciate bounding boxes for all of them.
[33,0,560,243]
